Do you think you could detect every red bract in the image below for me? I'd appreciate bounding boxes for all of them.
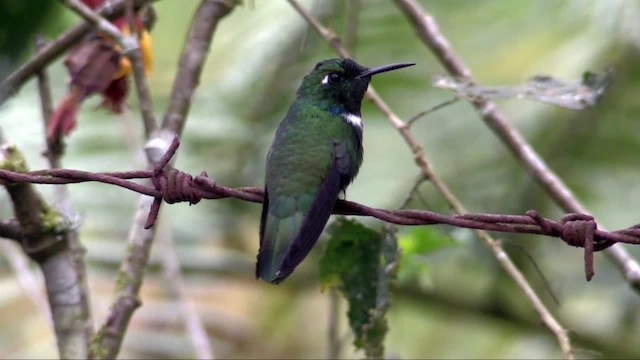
[100,76,128,113]
[81,0,105,10]
[47,36,121,141]
[47,1,151,143]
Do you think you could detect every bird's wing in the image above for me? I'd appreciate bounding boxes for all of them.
[256,190,304,282]
[257,142,346,283]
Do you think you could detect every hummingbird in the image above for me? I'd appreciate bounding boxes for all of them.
[256,58,414,283]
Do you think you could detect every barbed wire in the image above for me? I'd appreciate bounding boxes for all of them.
[2,137,640,280]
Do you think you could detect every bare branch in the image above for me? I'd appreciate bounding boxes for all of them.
[36,37,66,166]
[398,174,427,209]
[90,195,151,360]
[90,1,237,358]
[159,224,214,359]
[161,0,236,134]
[0,142,91,358]
[58,0,126,45]
[327,288,342,359]
[35,37,54,123]
[125,0,158,136]
[286,1,575,358]
[406,97,459,127]
[392,0,640,294]
[35,35,95,354]
[343,0,360,55]
[0,242,51,327]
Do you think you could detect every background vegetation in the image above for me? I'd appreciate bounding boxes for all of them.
[1,0,640,358]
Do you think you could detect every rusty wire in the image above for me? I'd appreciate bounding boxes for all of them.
[1,137,639,280]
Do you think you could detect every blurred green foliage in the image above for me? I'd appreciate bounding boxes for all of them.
[1,0,640,358]
[397,227,456,286]
[0,0,59,79]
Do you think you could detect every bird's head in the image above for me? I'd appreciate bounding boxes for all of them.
[297,58,414,115]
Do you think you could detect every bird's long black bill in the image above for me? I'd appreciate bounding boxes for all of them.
[357,62,415,78]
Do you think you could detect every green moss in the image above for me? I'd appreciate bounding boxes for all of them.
[0,144,29,172]
[39,202,62,234]
[89,327,109,359]
[115,270,134,293]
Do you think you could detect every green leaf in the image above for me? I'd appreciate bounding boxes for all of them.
[319,218,399,359]
[397,227,456,285]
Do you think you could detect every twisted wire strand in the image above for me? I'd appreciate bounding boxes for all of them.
[1,137,638,279]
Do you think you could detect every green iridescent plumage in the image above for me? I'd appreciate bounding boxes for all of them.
[257,58,414,283]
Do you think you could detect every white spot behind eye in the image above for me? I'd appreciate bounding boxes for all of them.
[343,113,362,128]
[321,75,329,85]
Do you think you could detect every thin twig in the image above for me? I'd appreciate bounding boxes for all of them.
[35,37,54,126]
[36,35,64,166]
[398,174,427,209]
[59,0,131,47]
[392,0,640,292]
[285,1,575,358]
[159,223,215,360]
[343,0,360,56]
[327,288,341,359]
[406,97,459,126]
[36,35,94,357]
[503,241,561,306]
[0,241,51,329]
[125,0,158,137]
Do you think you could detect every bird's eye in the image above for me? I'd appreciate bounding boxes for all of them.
[328,73,343,83]
[322,72,343,85]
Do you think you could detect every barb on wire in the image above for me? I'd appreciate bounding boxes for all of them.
[1,137,640,280]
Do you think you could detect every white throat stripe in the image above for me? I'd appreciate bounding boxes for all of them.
[343,113,362,128]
